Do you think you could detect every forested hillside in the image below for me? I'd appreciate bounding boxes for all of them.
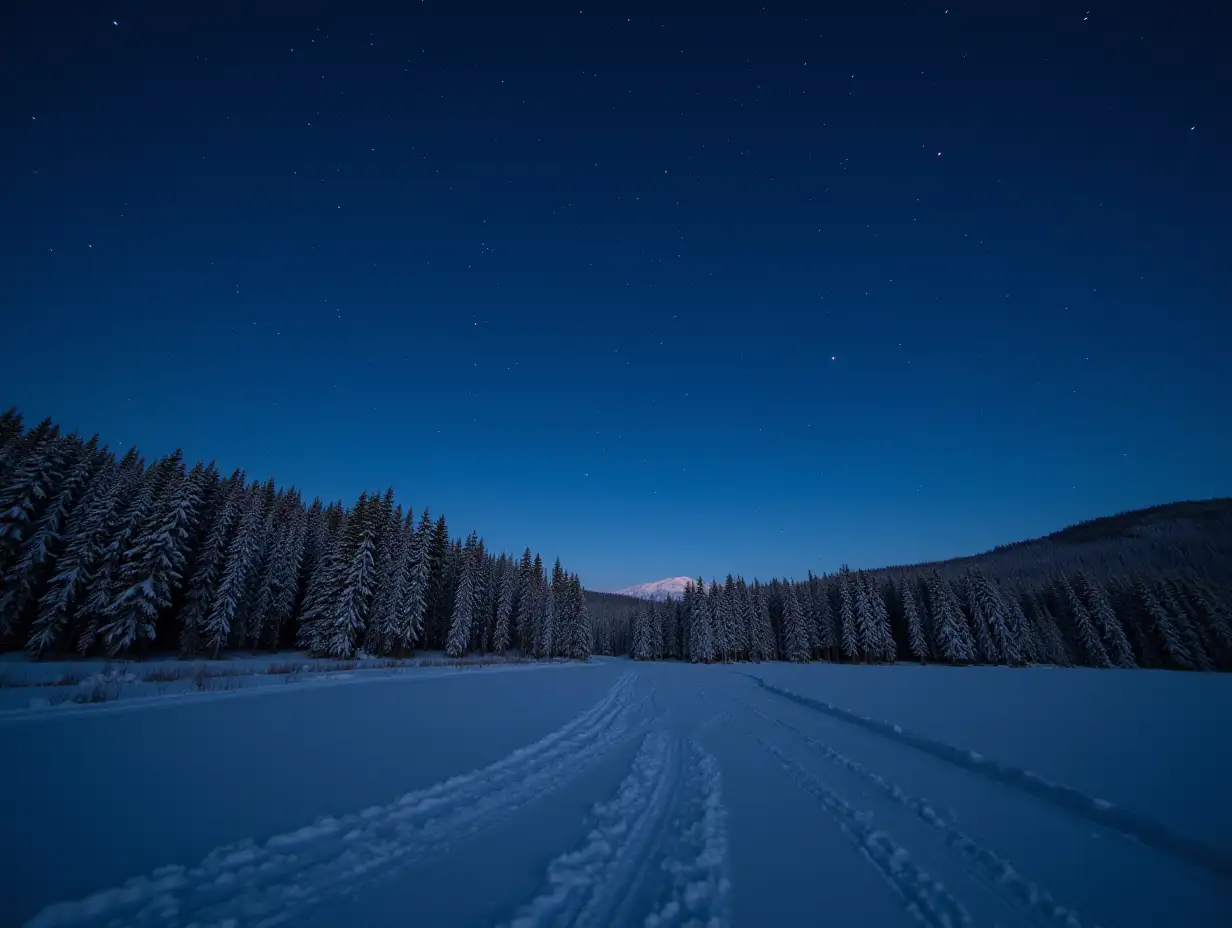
[0,410,590,661]
[594,501,1232,671]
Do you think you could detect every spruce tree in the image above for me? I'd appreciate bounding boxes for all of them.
[101,456,205,654]
[446,533,478,657]
[900,576,929,663]
[1076,573,1135,668]
[927,571,975,664]
[782,587,811,662]
[492,556,516,653]
[838,567,859,661]
[204,484,268,656]
[180,472,246,654]
[1056,575,1111,668]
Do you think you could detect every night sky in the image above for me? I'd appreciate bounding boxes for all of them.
[2,3,1229,592]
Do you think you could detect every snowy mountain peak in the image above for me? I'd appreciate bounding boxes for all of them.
[614,577,694,601]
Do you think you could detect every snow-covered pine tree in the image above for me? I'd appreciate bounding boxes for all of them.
[838,567,859,661]
[1076,573,1135,668]
[323,493,378,658]
[365,494,404,655]
[899,575,929,663]
[782,586,811,662]
[1027,595,1073,666]
[393,508,432,652]
[424,515,451,650]
[1156,578,1212,670]
[204,483,269,657]
[565,574,591,660]
[927,571,975,664]
[179,471,246,654]
[966,570,1021,665]
[0,432,74,601]
[853,571,880,661]
[492,555,516,653]
[1133,575,1194,669]
[689,577,715,662]
[864,573,897,662]
[513,547,535,652]
[27,449,122,655]
[1056,574,1111,668]
[753,583,776,660]
[101,455,205,655]
[1175,578,1232,669]
[76,457,160,654]
[0,435,103,637]
[261,495,308,648]
[446,532,478,657]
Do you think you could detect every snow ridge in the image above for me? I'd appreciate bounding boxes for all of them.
[26,672,645,928]
[747,674,1232,885]
[758,739,972,928]
[743,701,1090,927]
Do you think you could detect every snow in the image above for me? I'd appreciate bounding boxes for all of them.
[614,577,694,601]
[3,660,1231,927]
[0,650,567,716]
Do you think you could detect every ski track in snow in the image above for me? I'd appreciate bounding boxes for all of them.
[757,738,972,928]
[741,698,1091,927]
[25,672,645,928]
[506,731,731,928]
[746,674,1232,886]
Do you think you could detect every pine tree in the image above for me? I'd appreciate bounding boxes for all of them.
[323,494,378,658]
[101,456,205,655]
[446,533,478,657]
[27,452,122,655]
[0,432,74,608]
[77,459,160,654]
[565,574,591,660]
[514,547,536,652]
[865,573,897,661]
[838,567,859,661]
[1076,573,1135,668]
[927,571,975,664]
[782,587,811,662]
[900,576,929,663]
[1,436,103,637]
[204,484,268,656]
[179,471,246,654]
[1056,575,1111,668]
[966,570,1021,665]
[395,508,432,652]
[261,496,308,648]
[1134,576,1194,669]
[492,556,516,653]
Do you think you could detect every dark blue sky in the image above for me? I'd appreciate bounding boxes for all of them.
[2,2,1229,591]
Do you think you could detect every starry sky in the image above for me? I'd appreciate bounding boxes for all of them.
[2,3,1229,591]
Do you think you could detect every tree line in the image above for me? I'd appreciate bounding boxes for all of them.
[590,513,1232,671]
[0,410,590,661]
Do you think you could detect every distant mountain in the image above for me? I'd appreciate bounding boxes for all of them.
[614,577,694,602]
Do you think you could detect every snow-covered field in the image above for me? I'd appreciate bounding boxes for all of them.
[2,659,1230,927]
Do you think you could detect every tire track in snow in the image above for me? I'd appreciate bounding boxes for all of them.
[502,731,678,928]
[745,674,1232,885]
[644,740,732,928]
[26,672,645,928]
[756,737,972,928]
[742,699,1092,927]
[505,736,731,928]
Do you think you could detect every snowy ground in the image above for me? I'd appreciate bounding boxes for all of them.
[3,659,1230,927]
[0,651,562,715]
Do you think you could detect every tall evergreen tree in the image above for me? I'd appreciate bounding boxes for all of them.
[927,571,975,664]
[900,576,929,663]
[204,484,268,656]
[782,587,811,662]
[446,533,478,657]
[1056,575,1111,668]
[1076,573,1136,668]
[101,456,205,655]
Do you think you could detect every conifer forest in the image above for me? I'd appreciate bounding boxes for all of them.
[2,407,1230,672]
